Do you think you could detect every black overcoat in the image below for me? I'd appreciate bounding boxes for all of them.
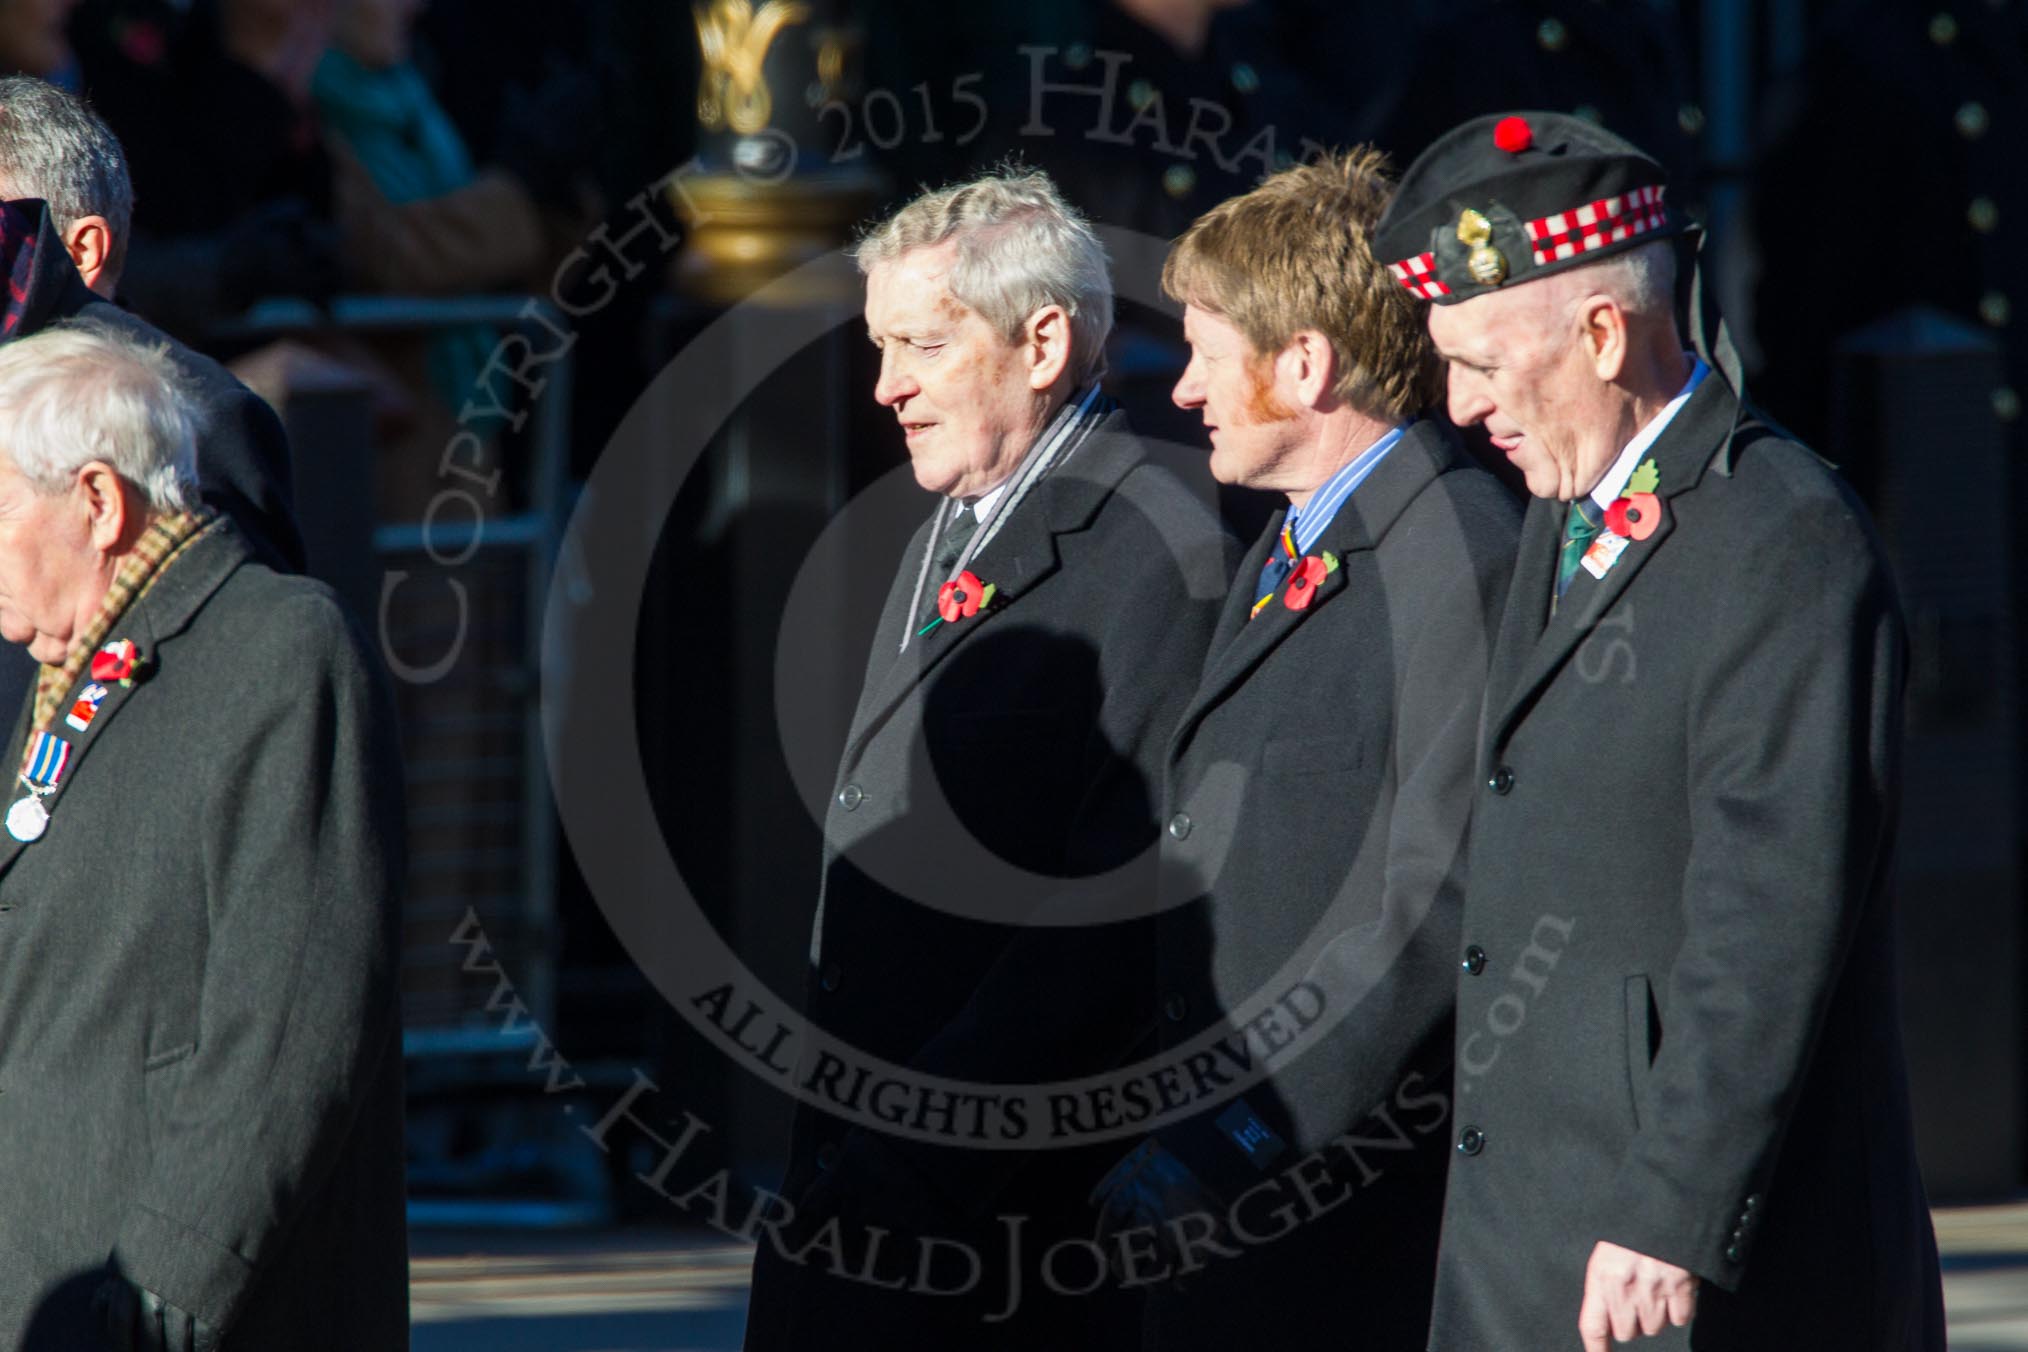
[0,523,408,1350]
[1144,420,1519,1350]
[1428,374,1946,1350]
[745,415,1235,1349]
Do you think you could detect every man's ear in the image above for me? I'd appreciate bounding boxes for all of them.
[76,462,133,553]
[1578,295,1629,382]
[62,215,116,298]
[1025,304,1073,392]
[1286,330,1339,410]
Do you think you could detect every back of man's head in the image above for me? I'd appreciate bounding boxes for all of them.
[1163,148,1444,423]
[0,77,133,292]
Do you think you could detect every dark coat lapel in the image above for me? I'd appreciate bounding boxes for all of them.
[1170,420,1454,758]
[1484,373,1742,758]
[842,413,1142,766]
[1205,505,1285,662]
[0,521,247,881]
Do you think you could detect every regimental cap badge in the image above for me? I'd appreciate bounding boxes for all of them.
[1457,208,1509,286]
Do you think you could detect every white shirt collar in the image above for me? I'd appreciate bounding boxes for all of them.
[967,478,1010,523]
[1587,357,1710,511]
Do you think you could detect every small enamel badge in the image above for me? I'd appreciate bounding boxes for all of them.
[65,681,108,733]
[1581,531,1630,580]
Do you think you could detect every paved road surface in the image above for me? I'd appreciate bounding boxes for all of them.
[411,1205,2028,1350]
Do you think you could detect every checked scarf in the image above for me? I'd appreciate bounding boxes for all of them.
[30,509,219,737]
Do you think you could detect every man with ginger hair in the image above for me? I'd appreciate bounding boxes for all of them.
[1092,147,1519,1349]
[1374,112,1943,1350]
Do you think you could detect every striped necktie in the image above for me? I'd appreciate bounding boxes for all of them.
[1250,523,1299,620]
[918,502,979,627]
[1554,498,1605,605]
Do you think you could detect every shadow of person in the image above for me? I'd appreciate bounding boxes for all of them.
[749,608,1229,1348]
[20,1257,116,1350]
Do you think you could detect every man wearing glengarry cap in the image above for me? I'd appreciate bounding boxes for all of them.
[1374,111,1945,1352]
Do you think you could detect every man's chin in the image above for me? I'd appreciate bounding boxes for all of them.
[1205,446,1252,490]
[908,461,957,496]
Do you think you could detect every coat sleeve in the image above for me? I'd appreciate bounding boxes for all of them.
[1600,483,1904,1287]
[109,592,405,1332]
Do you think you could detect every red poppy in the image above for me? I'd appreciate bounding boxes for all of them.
[117,19,166,67]
[1604,492,1663,541]
[937,570,986,624]
[91,638,140,685]
[1283,555,1330,611]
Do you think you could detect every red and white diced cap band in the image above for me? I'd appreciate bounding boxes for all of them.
[1524,184,1667,263]
[1387,183,1668,295]
[1389,251,1451,300]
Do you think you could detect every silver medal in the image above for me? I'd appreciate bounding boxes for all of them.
[6,795,47,842]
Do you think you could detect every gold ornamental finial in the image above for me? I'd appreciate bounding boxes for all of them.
[696,0,812,136]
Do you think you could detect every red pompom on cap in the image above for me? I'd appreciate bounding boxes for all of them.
[1493,116,1533,153]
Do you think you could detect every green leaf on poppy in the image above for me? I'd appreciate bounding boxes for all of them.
[1625,458,1660,496]
[980,583,997,608]
[1321,552,1340,574]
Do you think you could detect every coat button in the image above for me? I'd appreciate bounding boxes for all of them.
[1462,945,1488,975]
[1456,1126,1485,1156]
[816,1142,841,1171]
[1725,1243,1744,1264]
[1744,1194,1761,1211]
[1166,812,1193,840]
[1487,767,1514,795]
[819,962,841,993]
[836,783,865,811]
[1163,993,1189,1022]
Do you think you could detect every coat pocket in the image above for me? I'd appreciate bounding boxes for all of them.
[1260,730,1371,780]
[1623,974,1658,1129]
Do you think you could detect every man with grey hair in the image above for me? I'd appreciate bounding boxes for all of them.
[1375,113,1941,1350]
[0,78,303,730]
[744,168,1233,1349]
[0,321,407,1351]
[0,73,130,296]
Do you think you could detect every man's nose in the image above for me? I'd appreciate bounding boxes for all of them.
[1447,370,1491,427]
[874,351,915,407]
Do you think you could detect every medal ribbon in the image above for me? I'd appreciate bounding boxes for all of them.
[21,729,69,793]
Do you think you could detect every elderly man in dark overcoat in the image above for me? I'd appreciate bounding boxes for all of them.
[1372,112,1945,1350]
[743,168,1234,1349]
[0,321,406,1351]
[1090,148,1520,1351]
[0,79,305,752]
